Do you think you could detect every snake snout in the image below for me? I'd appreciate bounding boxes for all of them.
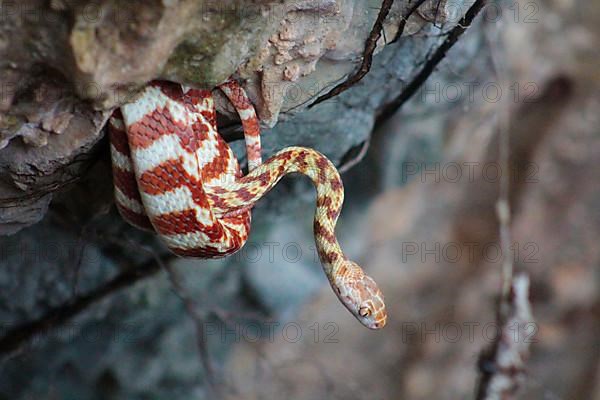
[335,262,387,330]
[360,295,387,330]
[358,273,387,329]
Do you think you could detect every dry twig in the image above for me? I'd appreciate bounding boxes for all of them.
[475,14,534,399]
[377,0,488,123]
[0,251,171,358]
[310,0,397,107]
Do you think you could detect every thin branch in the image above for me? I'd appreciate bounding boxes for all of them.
[128,238,269,396]
[0,252,171,358]
[475,13,533,400]
[376,0,487,123]
[475,274,534,400]
[157,255,220,397]
[309,0,397,107]
[390,0,430,43]
[338,138,371,174]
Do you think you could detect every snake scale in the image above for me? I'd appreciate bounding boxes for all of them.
[109,80,387,329]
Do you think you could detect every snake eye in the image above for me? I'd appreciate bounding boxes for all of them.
[359,306,372,318]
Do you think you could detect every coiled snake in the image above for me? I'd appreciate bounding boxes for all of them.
[109,80,387,329]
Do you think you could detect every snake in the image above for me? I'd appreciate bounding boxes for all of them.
[109,80,387,329]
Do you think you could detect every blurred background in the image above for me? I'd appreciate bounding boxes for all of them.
[0,0,598,399]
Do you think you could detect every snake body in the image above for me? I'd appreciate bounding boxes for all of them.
[110,80,387,329]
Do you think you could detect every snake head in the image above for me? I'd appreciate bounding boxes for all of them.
[333,261,387,330]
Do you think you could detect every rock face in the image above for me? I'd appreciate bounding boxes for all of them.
[0,0,446,234]
[2,0,597,399]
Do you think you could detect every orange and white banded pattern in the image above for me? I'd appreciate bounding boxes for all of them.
[110,80,386,329]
